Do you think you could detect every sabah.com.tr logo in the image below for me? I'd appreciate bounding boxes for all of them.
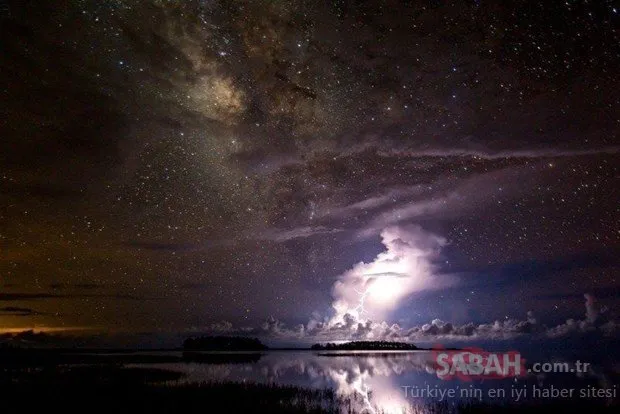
[431,346,526,381]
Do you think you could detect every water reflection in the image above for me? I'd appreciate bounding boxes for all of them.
[135,351,439,413]
[130,351,611,413]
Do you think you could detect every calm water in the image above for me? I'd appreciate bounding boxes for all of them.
[128,350,616,413]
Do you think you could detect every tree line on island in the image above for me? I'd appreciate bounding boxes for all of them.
[310,341,419,350]
[182,336,419,351]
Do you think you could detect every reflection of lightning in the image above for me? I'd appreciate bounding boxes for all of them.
[357,382,377,414]
[325,355,422,414]
[347,371,377,414]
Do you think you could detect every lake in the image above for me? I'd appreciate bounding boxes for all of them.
[128,350,617,413]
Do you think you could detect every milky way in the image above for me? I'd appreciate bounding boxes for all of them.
[0,1,618,343]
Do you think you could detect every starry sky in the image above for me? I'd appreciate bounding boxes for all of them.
[0,0,619,344]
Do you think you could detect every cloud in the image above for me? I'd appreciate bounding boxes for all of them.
[0,306,43,316]
[0,328,98,344]
[209,320,234,332]
[376,145,620,161]
[326,187,427,219]
[0,292,154,302]
[585,293,598,323]
[546,294,617,338]
[0,330,61,346]
[201,294,617,344]
[330,225,452,323]
[356,166,537,236]
[0,293,61,301]
[256,226,344,242]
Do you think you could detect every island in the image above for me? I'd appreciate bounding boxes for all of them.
[310,341,419,351]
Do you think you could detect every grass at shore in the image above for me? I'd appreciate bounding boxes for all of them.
[2,379,618,414]
[1,380,347,414]
[2,375,618,414]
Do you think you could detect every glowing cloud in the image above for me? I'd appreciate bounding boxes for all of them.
[330,225,450,324]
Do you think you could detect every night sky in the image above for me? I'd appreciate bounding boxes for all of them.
[1,1,618,345]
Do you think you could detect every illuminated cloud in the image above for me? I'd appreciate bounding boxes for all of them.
[205,294,618,343]
[330,225,452,324]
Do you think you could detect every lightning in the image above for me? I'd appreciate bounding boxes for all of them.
[352,286,371,319]
[330,225,449,325]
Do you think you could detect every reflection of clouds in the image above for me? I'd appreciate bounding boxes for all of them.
[132,351,616,411]
[324,363,411,414]
[261,353,432,413]
[304,354,433,413]
[145,352,435,413]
